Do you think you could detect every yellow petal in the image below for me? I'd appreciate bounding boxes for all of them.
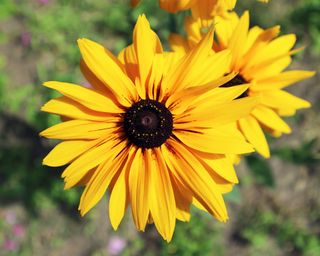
[168,33,190,55]
[78,38,137,106]
[165,27,215,94]
[129,148,149,231]
[261,90,311,111]
[41,97,114,121]
[133,14,163,90]
[79,147,128,216]
[109,146,135,230]
[62,138,122,189]
[252,70,316,91]
[40,120,118,140]
[43,81,123,113]
[167,73,239,115]
[229,11,249,70]
[252,105,291,134]
[43,140,99,167]
[199,155,239,183]
[80,59,114,95]
[174,129,254,154]
[163,140,228,222]
[176,96,258,128]
[150,148,176,242]
[238,115,270,158]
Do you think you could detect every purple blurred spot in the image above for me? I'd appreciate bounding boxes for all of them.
[13,224,26,238]
[107,236,126,256]
[21,32,32,47]
[3,239,18,252]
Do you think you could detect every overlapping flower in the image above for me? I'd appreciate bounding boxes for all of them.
[169,11,315,157]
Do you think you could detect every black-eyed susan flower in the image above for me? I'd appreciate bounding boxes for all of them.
[131,0,268,25]
[170,11,315,158]
[40,15,257,241]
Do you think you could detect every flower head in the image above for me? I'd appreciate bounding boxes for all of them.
[41,15,257,241]
[170,11,315,158]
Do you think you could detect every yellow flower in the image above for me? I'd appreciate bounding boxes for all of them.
[131,0,268,24]
[40,15,257,241]
[170,12,315,158]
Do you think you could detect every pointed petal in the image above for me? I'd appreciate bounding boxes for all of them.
[78,38,137,106]
[129,148,149,231]
[62,138,122,189]
[43,140,99,167]
[41,97,114,121]
[238,115,270,158]
[109,146,135,230]
[163,140,228,222]
[43,81,123,113]
[252,106,291,134]
[40,120,118,140]
[79,147,128,216]
[174,129,254,154]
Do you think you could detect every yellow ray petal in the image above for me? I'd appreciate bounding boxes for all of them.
[168,33,190,55]
[43,139,99,167]
[261,90,311,111]
[215,12,240,49]
[174,129,254,154]
[252,70,316,91]
[150,148,176,242]
[167,73,239,115]
[41,97,114,121]
[80,59,114,95]
[229,11,249,70]
[62,138,122,188]
[79,147,128,216]
[252,105,291,134]
[176,96,258,129]
[198,154,239,183]
[40,120,118,140]
[133,14,163,91]
[170,176,192,222]
[238,115,270,158]
[129,148,149,231]
[43,81,123,113]
[252,34,296,66]
[109,146,135,230]
[165,27,215,94]
[78,38,138,106]
[163,140,228,222]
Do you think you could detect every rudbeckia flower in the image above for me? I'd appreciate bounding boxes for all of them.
[40,15,257,241]
[131,0,268,24]
[170,12,315,158]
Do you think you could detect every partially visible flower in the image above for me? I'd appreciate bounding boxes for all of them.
[107,236,126,256]
[131,0,268,25]
[41,14,257,241]
[169,12,315,158]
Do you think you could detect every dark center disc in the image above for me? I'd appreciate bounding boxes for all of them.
[123,99,173,148]
[221,74,249,99]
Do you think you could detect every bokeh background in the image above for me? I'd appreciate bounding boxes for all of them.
[0,0,319,255]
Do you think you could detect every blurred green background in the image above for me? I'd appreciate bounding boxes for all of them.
[0,0,319,255]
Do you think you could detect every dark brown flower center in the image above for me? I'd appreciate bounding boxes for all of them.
[123,99,173,148]
[221,74,248,99]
